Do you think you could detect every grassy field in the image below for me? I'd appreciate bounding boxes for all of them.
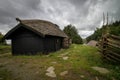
[0,44,120,80]
[0,45,11,54]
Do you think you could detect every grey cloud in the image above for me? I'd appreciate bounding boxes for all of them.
[0,0,41,24]
[0,0,120,38]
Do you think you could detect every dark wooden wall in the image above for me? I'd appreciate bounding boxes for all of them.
[11,27,63,55]
[44,36,63,53]
[12,27,44,55]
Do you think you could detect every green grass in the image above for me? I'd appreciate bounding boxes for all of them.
[0,45,11,54]
[0,44,120,80]
[0,67,12,80]
[0,69,12,80]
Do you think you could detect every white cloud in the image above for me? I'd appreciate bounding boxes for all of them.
[79,30,94,39]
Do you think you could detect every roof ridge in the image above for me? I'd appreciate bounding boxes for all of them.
[15,18,55,24]
[20,19,56,25]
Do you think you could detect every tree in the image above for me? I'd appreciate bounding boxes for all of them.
[0,32,6,45]
[86,20,120,42]
[63,24,83,44]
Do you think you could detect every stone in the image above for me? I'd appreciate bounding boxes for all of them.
[46,72,56,78]
[60,71,68,76]
[92,66,110,74]
[80,75,85,78]
[87,40,97,47]
[46,66,56,78]
[63,56,68,60]
[46,66,55,72]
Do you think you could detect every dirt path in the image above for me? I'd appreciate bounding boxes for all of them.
[0,54,109,80]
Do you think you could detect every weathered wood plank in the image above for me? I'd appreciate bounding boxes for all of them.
[107,42,120,49]
[107,38,120,46]
[104,54,117,62]
[106,50,120,58]
[106,53,120,62]
[110,35,120,40]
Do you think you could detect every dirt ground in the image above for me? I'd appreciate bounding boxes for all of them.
[0,54,111,80]
[0,45,118,80]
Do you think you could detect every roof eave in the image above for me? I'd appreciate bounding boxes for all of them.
[4,23,45,39]
[4,23,21,39]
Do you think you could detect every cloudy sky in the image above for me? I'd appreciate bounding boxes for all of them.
[0,0,120,38]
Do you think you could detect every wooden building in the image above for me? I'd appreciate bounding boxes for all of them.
[4,18,68,55]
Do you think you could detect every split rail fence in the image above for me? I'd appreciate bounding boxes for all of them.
[98,34,120,62]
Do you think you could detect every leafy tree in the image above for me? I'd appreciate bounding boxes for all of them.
[86,28,103,42]
[0,33,6,45]
[63,24,83,44]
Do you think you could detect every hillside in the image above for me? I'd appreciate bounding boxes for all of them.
[0,44,120,80]
[86,20,120,42]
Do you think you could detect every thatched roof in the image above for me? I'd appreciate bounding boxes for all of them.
[5,18,68,39]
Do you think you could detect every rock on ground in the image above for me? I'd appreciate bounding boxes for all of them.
[87,40,97,47]
[80,75,85,78]
[60,71,68,76]
[46,66,56,78]
[63,56,69,60]
[92,66,110,74]
[46,72,56,78]
[46,66,55,72]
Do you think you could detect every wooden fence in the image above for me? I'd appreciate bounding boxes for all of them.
[98,34,120,62]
